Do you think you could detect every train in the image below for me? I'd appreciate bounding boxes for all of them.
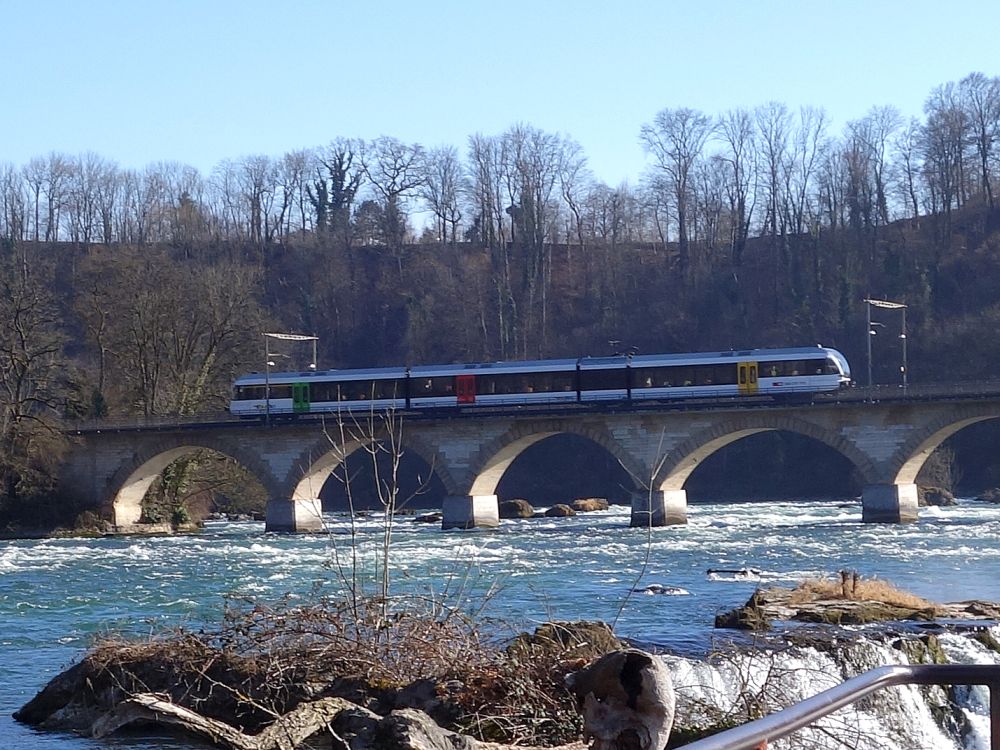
[229,346,852,418]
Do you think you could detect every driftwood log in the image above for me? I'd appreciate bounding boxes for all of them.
[88,691,589,750]
[91,693,362,750]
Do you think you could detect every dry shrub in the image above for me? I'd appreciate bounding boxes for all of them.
[454,622,622,746]
[80,598,604,745]
[788,574,936,610]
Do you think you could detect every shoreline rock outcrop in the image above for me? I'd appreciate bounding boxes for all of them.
[715,576,1000,630]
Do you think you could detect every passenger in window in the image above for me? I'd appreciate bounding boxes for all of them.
[769,366,778,377]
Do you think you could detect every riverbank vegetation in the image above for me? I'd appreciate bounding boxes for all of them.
[3,70,1000,527]
[17,583,1000,749]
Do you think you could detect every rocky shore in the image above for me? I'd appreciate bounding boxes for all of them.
[715,572,1000,630]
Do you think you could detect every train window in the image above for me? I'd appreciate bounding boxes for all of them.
[372,379,405,400]
[760,360,822,378]
[475,371,574,395]
[673,366,695,386]
[413,376,455,398]
[266,384,292,399]
[692,364,735,385]
[311,383,333,402]
[580,368,627,391]
[631,367,676,388]
[235,385,267,400]
[528,371,575,392]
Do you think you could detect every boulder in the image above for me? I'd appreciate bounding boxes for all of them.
[566,649,675,750]
[571,498,609,512]
[507,621,623,664]
[545,504,576,518]
[411,512,443,524]
[918,485,956,506]
[975,488,1000,504]
[498,499,534,519]
[714,590,772,631]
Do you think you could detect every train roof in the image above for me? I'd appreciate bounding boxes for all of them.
[234,366,408,385]
[411,358,579,376]
[630,346,839,366]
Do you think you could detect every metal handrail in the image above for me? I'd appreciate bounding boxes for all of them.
[678,664,1000,749]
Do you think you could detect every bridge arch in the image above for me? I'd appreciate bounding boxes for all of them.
[654,413,877,491]
[465,420,644,498]
[286,430,458,503]
[106,437,277,527]
[888,404,1000,485]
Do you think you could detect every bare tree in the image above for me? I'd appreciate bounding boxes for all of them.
[275,149,312,241]
[640,107,714,271]
[466,132,514,357]
[848,106,902,229]
[893,117,925,220]
[718,108,758,265]
[0,263,66,500]
[503,124,563,355]
[959,71,1000,209]
[556,138,592,254]
[922,82,969,227]
[0,162,27,243]
[93,252,266,415]
[755,102,791,241]
[420,145,463,245]
[307,139,364,247]
[359,136,425,254]
[785,106,828,235]
[234,155,278,246]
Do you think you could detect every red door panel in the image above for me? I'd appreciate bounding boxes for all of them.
[456,374,476,404]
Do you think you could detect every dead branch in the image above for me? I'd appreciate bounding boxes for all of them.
[91,692,363,750]
[90,692,589,750]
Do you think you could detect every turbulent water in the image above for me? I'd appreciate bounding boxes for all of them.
[3,498,1000,748]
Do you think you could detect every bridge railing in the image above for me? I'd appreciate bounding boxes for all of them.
[847,380,1000,402]
[677,663,1000,749]
[65,412,244,433]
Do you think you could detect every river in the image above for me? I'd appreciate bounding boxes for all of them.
[2,498,1000,748]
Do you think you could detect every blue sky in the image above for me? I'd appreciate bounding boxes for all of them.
[3,0,998,187]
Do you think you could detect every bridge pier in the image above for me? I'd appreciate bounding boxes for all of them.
[630,490,687,527]
[442,495,500,530]
[265,497,325,533]
[862,483,919,523]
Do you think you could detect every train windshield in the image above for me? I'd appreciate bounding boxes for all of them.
[826,351,851,379]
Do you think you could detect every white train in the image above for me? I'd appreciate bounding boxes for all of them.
[229,346,851,418]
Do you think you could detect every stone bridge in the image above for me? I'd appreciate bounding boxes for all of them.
[58,394,1000,532]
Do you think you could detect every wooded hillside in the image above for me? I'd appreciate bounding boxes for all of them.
[2,70,1000,518]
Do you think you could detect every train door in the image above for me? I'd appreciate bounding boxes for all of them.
[456,375,476,404]
[737,362,758,395]
[292,382,310,413]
